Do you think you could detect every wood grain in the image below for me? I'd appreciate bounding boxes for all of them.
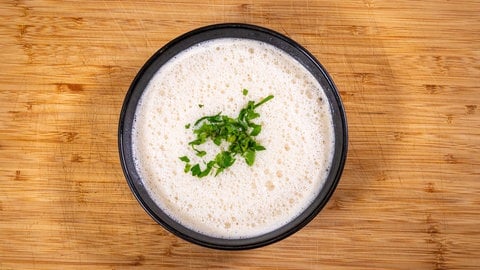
[1,0,479,269]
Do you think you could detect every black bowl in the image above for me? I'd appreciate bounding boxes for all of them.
[118,23,348,250]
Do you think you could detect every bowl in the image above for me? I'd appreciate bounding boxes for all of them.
[118,23,347,250]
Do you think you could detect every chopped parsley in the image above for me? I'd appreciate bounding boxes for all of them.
[179,92,274,178]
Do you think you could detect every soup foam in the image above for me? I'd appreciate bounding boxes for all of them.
[132,38,334,239]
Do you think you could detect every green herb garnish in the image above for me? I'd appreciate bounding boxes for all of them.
[179,156,190,163]
[242,88,248,96]
[179,92,274,178]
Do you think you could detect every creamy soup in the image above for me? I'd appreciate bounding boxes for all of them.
[132,38,334,239]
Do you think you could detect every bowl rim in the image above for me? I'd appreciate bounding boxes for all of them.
[118,23,348,250]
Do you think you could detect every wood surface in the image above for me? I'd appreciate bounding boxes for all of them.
[1,0,479,269]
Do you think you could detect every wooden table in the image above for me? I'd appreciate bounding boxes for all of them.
[1,1,479,269]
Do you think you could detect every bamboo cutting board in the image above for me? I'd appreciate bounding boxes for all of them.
[1,0,479,269]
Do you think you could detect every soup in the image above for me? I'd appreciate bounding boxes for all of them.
[132,38,334,239]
